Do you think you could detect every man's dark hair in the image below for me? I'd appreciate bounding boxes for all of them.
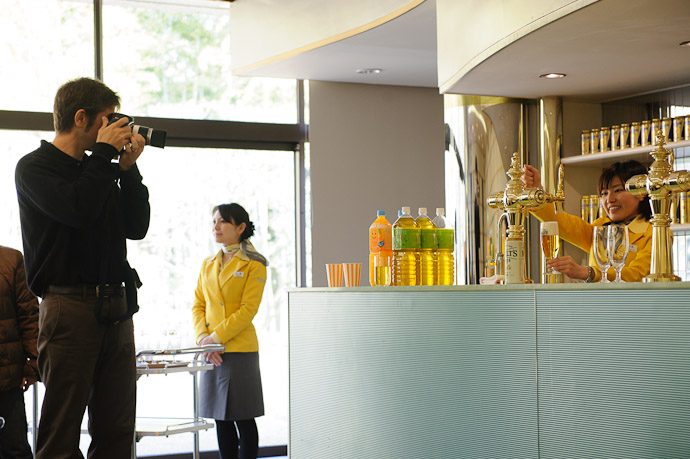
[53,77,120,133]
[598,160,652,221]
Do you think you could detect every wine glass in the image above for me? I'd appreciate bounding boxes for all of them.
[608,224,629,283]
[592,226,611,282]
[540,221,560,274]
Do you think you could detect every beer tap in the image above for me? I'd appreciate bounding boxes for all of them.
[494,213,508,277]
[554,164,565,214]
[487,153,564,284]
[625,132,690,281]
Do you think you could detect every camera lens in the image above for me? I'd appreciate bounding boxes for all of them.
[107,113,166,148]
[133,125,167,148]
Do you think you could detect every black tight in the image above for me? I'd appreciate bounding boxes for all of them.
[215,418,259,459]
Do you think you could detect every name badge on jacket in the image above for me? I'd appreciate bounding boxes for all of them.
[233,271,245,278]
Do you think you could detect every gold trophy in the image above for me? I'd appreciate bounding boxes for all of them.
[625,132,690,281]
[488,153,565,284]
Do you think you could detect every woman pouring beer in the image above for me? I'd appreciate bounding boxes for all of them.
[522,160,652,282]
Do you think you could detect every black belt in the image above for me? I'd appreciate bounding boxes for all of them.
[44,284,124,298]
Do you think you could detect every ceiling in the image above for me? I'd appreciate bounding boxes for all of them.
[235,0,690,103]
[233,1,438,88]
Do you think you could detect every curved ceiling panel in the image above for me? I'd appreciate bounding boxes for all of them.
[442,0,690,101]
[231,0,425,75]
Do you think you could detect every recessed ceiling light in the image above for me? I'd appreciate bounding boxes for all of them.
[356,68,383,74]
[680,41,690,47]
[539,73,566,79]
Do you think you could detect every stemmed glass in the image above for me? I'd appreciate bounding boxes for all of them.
[592,226,611,282]
[608,224,629,283]
[540,222,561,275]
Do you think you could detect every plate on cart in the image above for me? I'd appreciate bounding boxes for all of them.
[137,360,190,369]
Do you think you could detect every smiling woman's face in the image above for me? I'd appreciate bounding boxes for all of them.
[599,176,644,223]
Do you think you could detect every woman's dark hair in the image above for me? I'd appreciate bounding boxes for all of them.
[213,203,255,241]
[53,77,120,133]
[598,160,652,220]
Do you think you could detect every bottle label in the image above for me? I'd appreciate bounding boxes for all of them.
[504,239,524,284]
[437,229,454,250]
[370,227,392,252]
[393,228,421,250]
[420,228,438,249]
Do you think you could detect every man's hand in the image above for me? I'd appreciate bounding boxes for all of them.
[97,115,133,152]
[118,132,145,171]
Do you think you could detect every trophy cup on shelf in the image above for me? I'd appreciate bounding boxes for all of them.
[487,153,565,284]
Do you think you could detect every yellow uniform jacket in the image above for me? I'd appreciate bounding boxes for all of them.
[531,203,652,282]
[192,249,267,352]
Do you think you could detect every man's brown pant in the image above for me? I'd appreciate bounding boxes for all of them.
[36,291,136,459]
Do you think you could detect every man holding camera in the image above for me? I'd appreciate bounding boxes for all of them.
[14,77,150,458]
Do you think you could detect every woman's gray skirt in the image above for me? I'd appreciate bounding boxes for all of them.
[199,352,264,421]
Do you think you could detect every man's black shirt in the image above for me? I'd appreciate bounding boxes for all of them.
[15,140,150,297]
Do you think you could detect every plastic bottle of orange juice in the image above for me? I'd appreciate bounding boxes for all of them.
[369,210,393,286]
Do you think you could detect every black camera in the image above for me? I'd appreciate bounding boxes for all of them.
[107,112,167,148]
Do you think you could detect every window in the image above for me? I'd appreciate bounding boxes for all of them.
[131,147,294,455]
[0,130,45,250]
[101,0,297,123]
[0,1,94,112]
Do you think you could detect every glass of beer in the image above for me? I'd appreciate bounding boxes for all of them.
[373,254,391,286]
[540,221,560,274]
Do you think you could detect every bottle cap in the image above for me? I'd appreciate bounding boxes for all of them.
[401,206,411,215]
[436,207,445,216]
[377,210,385,216]
[418,207,427,215]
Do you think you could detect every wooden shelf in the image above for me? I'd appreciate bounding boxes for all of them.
[562,139,690,168]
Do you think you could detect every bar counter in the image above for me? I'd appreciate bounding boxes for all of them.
[288,283,690,459]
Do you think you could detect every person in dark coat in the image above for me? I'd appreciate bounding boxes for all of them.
[0,245,38,459]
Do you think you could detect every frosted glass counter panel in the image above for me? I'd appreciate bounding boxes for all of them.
[288,289,538,459]
[537,289,690,458]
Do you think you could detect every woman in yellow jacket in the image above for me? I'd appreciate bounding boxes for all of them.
[522,160,652,282]
[192,203,268,459]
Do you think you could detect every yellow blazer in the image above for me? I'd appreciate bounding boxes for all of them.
[531,203,652,282]
[192,249,267,352]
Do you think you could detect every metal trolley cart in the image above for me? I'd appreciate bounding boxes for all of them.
[134,344,225,458]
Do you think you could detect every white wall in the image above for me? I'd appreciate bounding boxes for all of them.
[309,81,445,286]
